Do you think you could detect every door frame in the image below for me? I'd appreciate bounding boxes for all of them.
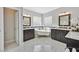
[3,7,20,51]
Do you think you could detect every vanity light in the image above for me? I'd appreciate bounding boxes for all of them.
[59,12,71,16]
[23,14,31,17]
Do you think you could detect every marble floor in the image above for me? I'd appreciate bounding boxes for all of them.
[4,41,18,51]
[6,37,67,52]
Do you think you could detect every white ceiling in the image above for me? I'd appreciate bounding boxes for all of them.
[24,7,59,14]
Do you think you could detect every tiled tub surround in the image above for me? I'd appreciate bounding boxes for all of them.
[35,27,51,37]
[23,26,51,37]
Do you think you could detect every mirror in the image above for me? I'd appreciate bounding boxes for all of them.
[59,14,71,26]
[23,16,31,26]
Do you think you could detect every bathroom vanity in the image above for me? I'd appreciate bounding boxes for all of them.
[51,28,70,43]
[23,29,35,42]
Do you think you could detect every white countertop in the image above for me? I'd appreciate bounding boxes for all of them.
[51,28,72,31]
[65,31,79,40]
[23,28,34,30]
[23,28,72,31]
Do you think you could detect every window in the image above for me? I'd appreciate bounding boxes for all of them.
[32,16,42,26]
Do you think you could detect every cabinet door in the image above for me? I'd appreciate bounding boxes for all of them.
[51,29,56,39]
[23,29,35,42]
[60,30,69,43]
[67,38,79,48]
[51,29,69,43]
[55,30,61,41]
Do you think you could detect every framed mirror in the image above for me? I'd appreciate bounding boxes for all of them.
[59,14,71,26]
[23,16,31,26]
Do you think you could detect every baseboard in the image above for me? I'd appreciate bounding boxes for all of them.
[5,39,15,44]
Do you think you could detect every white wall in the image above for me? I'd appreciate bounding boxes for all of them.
[23,8,42,16]
[44,7,79,27]
[15,10,19,45]
[18,7,23,45]
[0,7,4,51]
[23,8,42,26]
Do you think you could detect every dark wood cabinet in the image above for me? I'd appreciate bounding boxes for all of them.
[51,29,69,43]
[65,32,79,52]
[66,38,79,52]
[66,38,79,48]
[23,29,35,42]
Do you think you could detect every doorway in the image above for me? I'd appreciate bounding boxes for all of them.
[4,8,19,50]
